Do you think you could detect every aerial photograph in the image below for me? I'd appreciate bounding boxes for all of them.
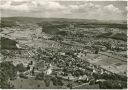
[0,0,127,89]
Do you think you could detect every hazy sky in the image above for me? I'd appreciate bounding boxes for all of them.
[0,0,127,20]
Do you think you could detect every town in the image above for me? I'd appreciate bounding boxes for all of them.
[0,17,127,89]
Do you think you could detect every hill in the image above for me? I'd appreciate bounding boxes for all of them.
[0,17,127,27]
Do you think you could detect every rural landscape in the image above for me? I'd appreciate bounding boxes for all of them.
[0,0,127,89]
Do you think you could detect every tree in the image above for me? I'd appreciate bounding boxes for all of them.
[0,61,17,88]
[67,83,72,89]
[35,72,44,80]
[97,80,127,89]
[44,76,50,87]
[16,63,27,72]
[51,77,58,86]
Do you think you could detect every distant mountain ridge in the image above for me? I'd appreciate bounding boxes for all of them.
[1,17,127,25]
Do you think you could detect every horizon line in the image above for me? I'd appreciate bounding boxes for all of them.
[0,16,126,22]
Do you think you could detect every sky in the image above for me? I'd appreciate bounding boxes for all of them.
[0,0,127,20]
